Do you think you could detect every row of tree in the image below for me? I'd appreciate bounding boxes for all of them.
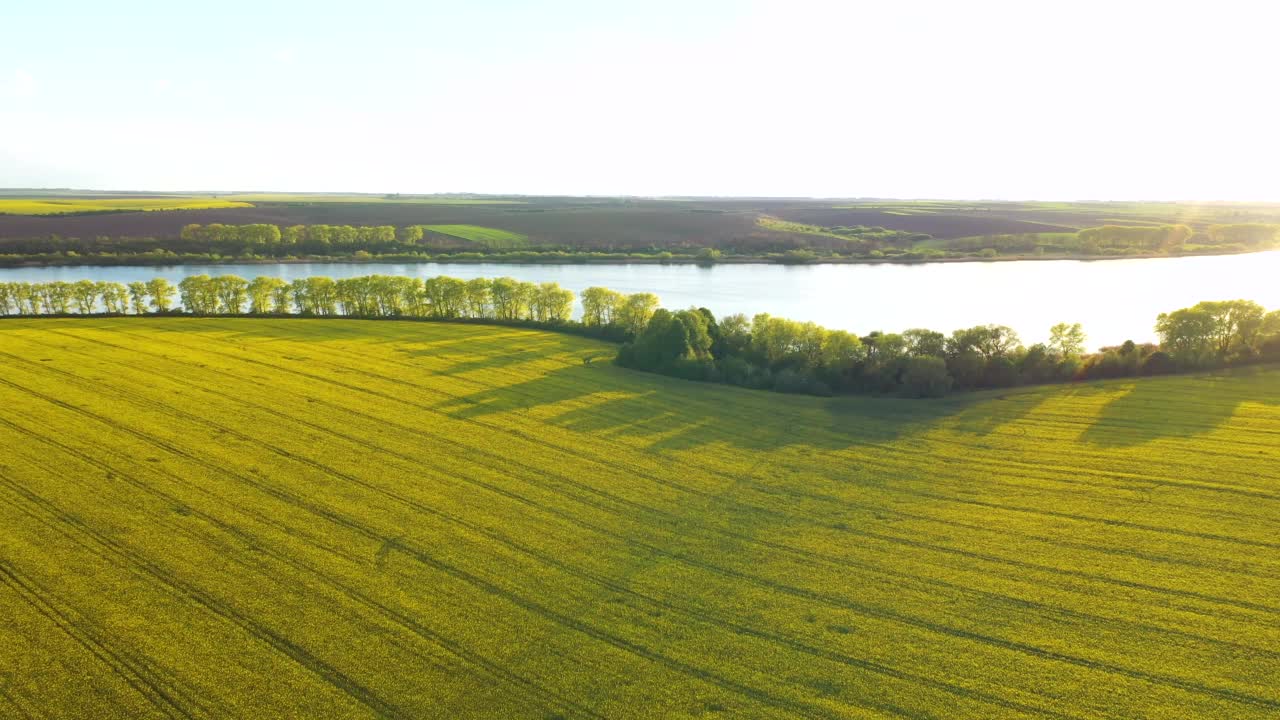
[0,276,655,335]
[3,276,1277,398]
[617,300,1280,397]
[178,224,413,252]
[0,278,177,315]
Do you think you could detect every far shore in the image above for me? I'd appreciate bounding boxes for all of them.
[0,244,1271,270]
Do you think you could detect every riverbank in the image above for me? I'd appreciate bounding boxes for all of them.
[0,244,1269,269]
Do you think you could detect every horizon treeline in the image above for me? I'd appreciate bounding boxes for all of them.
[2,275,1277,398]
[3,221,1278,263]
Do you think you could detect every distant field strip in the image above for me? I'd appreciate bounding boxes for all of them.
[423,224,530,248]
[225,194,527,205]
[0,198,253,215]
[1,318,1278,718]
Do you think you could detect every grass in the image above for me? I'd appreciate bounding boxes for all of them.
[422,224,530,249]
[0,198,253,215]
[0,317,1278,718]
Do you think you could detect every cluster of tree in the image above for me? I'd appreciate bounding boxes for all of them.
[616,300,1280,398]
[617,311,1091,397]
[1155,300,1280,366]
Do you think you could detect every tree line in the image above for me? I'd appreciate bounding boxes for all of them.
[616,300,1280,397]
[180,223,412,253]
[3,276,1277,398]
[0,276,647,341]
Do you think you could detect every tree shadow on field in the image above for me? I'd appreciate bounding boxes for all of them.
[399,336,589,377]
[933,391,1049,438]
[431,361,967,454]
[1080,367,1280,447]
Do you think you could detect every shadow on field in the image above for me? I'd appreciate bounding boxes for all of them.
[938,392,1047,437]
[401,336,589,376]
[432,362,959,453]
[1080,368,1280,447]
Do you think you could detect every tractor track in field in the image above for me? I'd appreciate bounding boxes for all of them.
[0,377,862,720]
[14,330,1280,640]
[0,429,606,720]
[14,332,1280,626]
[0,559,203,720]
[23,328,1280,601]
[7,330,1280,712]
[64,322,1280,551]
[0,462,414,720]
[0,364,1092,720]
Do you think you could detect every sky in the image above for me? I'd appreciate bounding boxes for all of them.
[2,0,1277,199]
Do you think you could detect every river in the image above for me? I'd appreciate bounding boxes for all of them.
[3,252,1278,349]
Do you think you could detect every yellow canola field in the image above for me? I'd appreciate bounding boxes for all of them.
[0,317,1277,719]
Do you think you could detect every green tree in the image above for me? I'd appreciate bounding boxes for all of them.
[1195,300,1266,353]
[616,292,659,337]
[145,278,176,312]
[903,328,946,357]
[1155,306,1216,364]
[1048,322,1086,359]
[820,330,864,369]
[282,225,307,245]
[464,278,492,318]
[248,277,287,314]
[714,313,752,357]
[213,275,250,314]
[98,282,129,313]
[70,279,99,314]
[41,281,73,314]
[399,226,425,245]
[179,275,217,314]
[581,286,624,326]
[532,282,574,322]
[126,282,149,314]
[1262,310,1280,338]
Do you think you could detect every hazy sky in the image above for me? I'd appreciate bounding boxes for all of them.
[2,0,1276,199]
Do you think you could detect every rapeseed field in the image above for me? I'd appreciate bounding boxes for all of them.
[0,318,1276,719]
[0,198,253,215]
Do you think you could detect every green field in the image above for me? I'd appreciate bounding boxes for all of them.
[0,198,253,215]
[1,318,1278,718]
[422,224,530,248]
